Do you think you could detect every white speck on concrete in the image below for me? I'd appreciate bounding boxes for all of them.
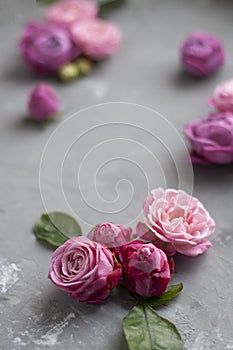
[12,312,76,348]
[0,259,21,293]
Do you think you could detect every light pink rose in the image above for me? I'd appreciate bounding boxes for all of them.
[47,0,98,27]
[48,236,122,304]
[119,240,172,297]
[136,188,215,256]
[70,19,121,59]
[88,222,134,248]
[208,79,233,112]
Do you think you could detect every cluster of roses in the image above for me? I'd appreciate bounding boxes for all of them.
[179,32,233,164]
[48,188,215,304]
[19,0,121,80]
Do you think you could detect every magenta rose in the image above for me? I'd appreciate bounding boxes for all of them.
[48,236,122,304]
[208,79,233,112]
[19,22,79,75]
[119,240,172,297]
[70,19,121,60]
[47,0,98,27]
[184,112,233,164]
[136,188,215,257]
[28,83,61,121]
[180,32,225,77]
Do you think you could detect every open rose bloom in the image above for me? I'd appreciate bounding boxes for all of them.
[70,19,121,60]
[48,236,122,304]
[184,112,233,164]
[47,0,98,27]
[136,188,215,256]
[119,240,172,297]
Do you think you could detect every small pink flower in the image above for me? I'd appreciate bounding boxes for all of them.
[47,0,98,27]
[70,19,121,59]
[184,112,233,164]
[88,222,134,248]
[28,83,61,121]
[208,79,233,112]
[180,32,225,77]
[48,236,122,304]
[119,240,172,297]
[136,188,215,256]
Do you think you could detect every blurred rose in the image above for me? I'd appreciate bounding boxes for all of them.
[136,188,215,256]
[70,19,121,59]
[28,83,61,121]
[119,240,172,297]
[48,236,122,304]
[19,22,79,75]
[208,79,233,112]
[181,32,225,77]
[47,0,98,27]
[184,112,233,164]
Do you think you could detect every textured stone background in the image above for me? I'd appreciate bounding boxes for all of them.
[1,0,233,349]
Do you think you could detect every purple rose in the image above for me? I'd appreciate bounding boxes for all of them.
[48,236,122,304]
[19,22,80,75]
[119,240,172,297]
[184,112,233,164]
[180,32,225,77]
[28,83,61,121]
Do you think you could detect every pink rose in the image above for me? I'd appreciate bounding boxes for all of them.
[88,222,134,248]
[48,236,122,304]
[28,83,61,121]
[184,112,233,164]
[70,19,121,60]
[208,79,233,112]
[47,0,98,27]
[119,240,172,297]
[136,188,215,257]
[180,32,225,77]
[19,22,79,75]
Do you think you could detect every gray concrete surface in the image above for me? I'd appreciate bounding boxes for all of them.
[1,0,233,349]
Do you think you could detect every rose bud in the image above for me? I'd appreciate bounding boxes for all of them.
[19,22,80,75]
[208,79,233,112]
[136,188,215,256]
[184,112,233,164]
[28,83,61,121]
[48,236,122,304]
[119,240,172,297]
[47,0,98,27]
[70,19,121,60]
[88,222,136,258]
[180,32,225,77]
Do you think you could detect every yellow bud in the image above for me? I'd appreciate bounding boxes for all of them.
[76,58,92,76]
[58,63,80,82]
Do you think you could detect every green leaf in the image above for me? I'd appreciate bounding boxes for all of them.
[36,0,58,4]
[33,212,82,248]
[143,283,183,308]
[99,0,126,13]
[123,305,183,350]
